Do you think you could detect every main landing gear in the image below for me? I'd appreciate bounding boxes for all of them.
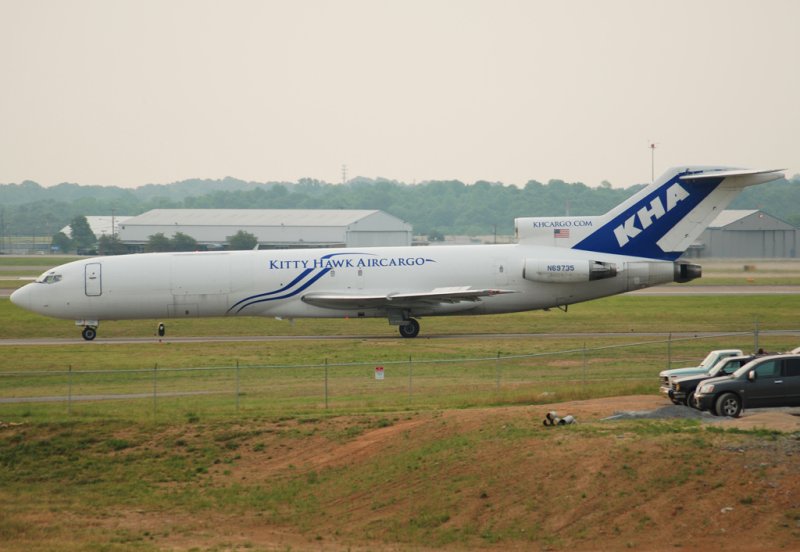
[81,326,97,341]
[398,318,420,338]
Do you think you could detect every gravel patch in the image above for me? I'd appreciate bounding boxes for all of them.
[604,404,716,421]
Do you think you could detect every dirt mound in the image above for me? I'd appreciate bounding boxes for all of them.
[4,395,800,551]
[168,396,800,550]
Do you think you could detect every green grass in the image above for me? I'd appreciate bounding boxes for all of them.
[1,332,797,422]
[0,255,80,267]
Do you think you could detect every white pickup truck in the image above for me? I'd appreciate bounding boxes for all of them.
[659,349,743,402]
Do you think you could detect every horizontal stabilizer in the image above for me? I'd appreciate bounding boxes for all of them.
[680,168,786,181]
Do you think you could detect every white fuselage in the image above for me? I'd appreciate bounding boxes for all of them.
[10,243,674,323]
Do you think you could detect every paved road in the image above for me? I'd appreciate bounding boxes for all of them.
[1,330,798,347]
[629,285,800,295]
[0,391,211,404]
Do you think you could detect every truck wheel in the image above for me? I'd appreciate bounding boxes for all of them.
[715,392,742,418]
[685,391,695,408]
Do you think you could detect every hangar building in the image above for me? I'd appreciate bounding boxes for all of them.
[683,210,797,258]
[117,209,413,249]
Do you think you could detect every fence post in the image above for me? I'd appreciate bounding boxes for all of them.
[582,343,587,392]
[667,333,672,370]
[495,352,501,391]
[236,360,240,414]
[153,363,158,418]
[324,358,329,410]
[753,317,760,352]
[67,364,72,416]
[408,355,413,401]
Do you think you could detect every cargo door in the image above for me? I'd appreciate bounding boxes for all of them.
[85,262,102,296]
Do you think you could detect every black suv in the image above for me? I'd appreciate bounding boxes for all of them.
[693,355,800,417]
[670,355,756,407]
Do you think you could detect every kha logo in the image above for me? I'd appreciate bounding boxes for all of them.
[613,183,690,247]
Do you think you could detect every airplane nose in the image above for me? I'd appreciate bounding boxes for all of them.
[10,285,31,310]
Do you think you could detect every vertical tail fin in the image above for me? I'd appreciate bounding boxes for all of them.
[571,167,784,260]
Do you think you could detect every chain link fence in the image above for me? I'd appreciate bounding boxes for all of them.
[2,330,798,419]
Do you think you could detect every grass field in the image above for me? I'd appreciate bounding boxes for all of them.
[1,291,798,422]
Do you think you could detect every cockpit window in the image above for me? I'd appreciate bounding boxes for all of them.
[36,271,62,284]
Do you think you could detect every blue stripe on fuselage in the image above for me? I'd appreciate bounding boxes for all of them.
[227,251,377,314]
[234,267,332,313]
[227,267,314,314]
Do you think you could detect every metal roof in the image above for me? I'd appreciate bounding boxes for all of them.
[60,215,131,237]
[708,210,759,228]
[121,209,386,228]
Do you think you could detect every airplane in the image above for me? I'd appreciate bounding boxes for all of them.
[10,166,784,340]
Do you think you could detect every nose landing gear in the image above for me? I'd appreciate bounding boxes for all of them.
[81,326,97,341]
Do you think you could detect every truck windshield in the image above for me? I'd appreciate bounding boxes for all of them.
[698,352,719,370]
[711,358,747,376]
[708,359,731,375]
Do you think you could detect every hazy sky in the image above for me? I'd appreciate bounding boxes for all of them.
[1,0,798,188]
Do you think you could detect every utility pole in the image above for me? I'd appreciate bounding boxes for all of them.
[341,164,347,184]
[650,142,658,183]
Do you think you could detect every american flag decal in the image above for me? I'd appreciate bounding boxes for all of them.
[554,228,570,238]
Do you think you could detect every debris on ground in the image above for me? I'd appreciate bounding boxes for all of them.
[543,411,577,426]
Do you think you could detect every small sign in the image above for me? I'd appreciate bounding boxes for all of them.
[375,366,384,380]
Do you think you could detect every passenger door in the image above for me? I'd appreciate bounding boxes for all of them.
[746,359,782,408]
[781,358,800,407]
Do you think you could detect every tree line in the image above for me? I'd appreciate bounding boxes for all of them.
[1,174,798,245]
[53,217,260,254]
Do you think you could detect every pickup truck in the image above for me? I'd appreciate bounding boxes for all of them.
[659,349,743,402]
[668,355,756,406]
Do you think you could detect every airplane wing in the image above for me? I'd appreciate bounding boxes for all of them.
[301,286,516,310]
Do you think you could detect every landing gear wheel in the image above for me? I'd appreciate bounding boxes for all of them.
[81,326,97,341]
[398,318,420,338]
